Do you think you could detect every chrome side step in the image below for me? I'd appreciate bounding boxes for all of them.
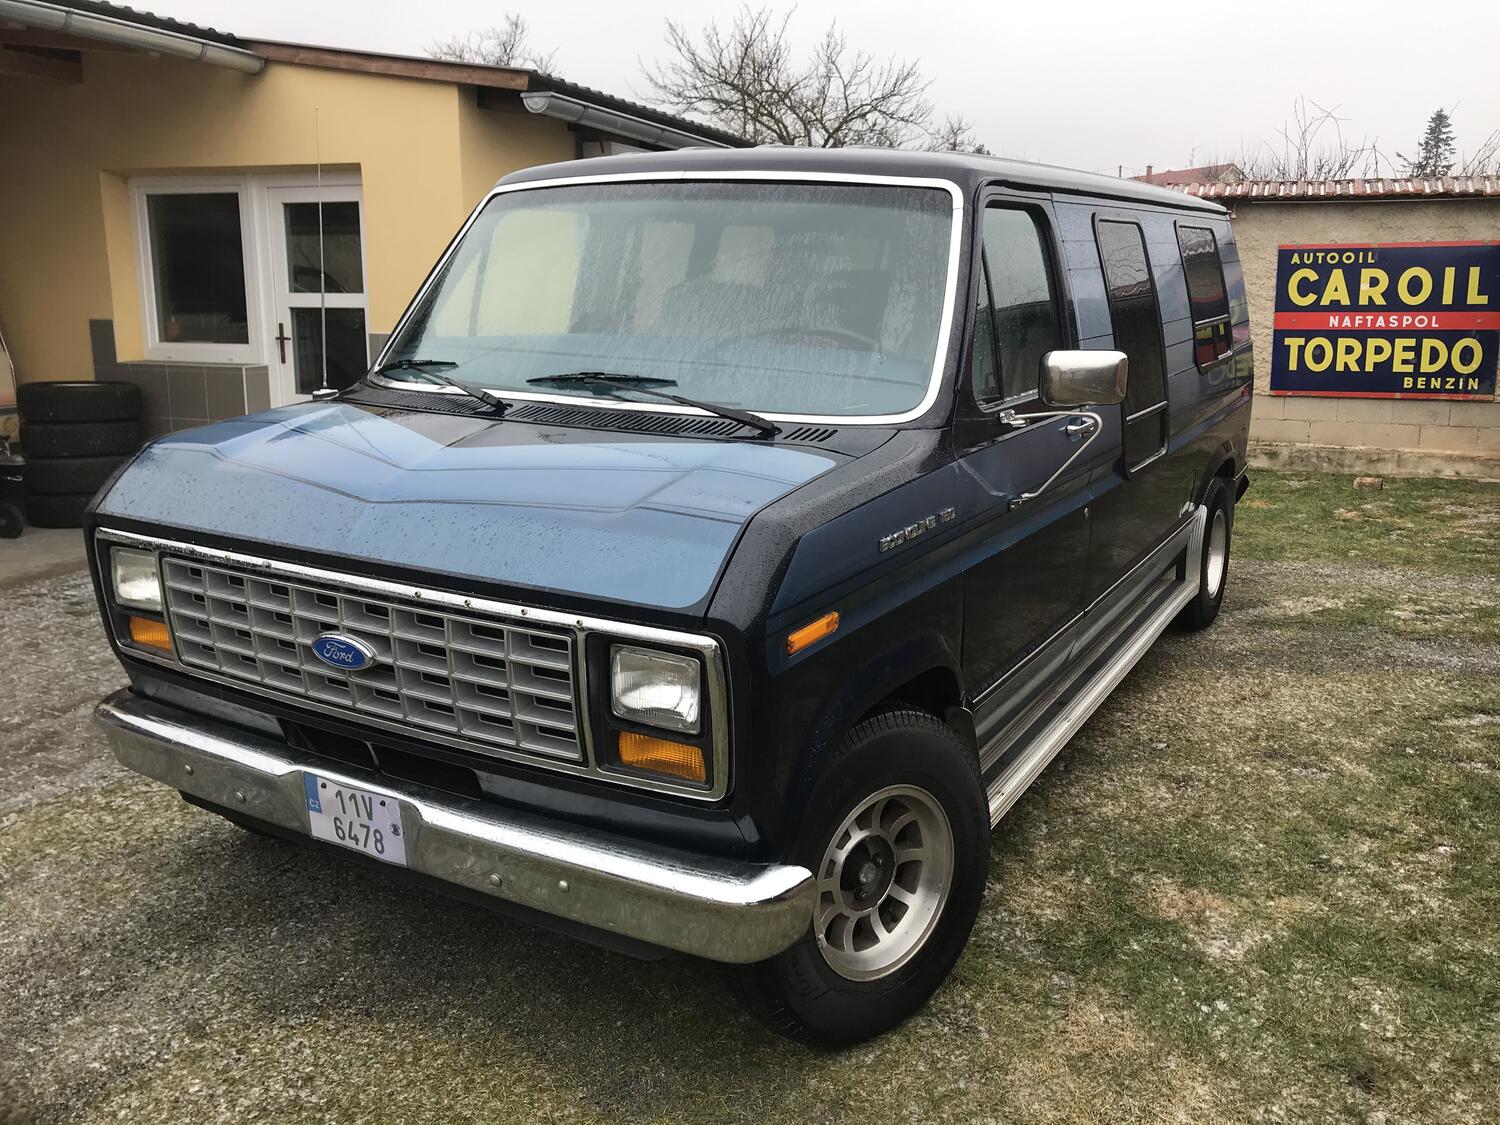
[985,506,1205,826]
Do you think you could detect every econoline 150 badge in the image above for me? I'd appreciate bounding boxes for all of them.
[878,507,957,553]
[311,632,377,672]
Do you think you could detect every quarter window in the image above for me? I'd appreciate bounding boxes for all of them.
[970,258,1001,400]
[974,206,1064,401]
[1177,225,1232,369]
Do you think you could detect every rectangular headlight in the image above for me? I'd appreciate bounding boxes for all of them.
[111,547,162,613]
[610,645,702,735]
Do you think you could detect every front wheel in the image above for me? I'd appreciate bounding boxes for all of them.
[734,709,989,1047]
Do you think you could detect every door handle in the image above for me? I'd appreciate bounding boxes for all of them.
[1064,418,1098,440]
[274,321,290,365]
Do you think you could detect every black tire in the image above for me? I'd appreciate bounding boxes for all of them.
[1173,475,1233,631]
[18,381,141,423]
[24,455,128,496]
[24,491,93,528]
[735,708,989,1047]
[0,502,22,538]
[22,420,139,458]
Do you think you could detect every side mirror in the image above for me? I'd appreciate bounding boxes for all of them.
[1039,350,1129,408]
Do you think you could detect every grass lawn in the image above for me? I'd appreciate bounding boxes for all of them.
[2,470,1497,1124]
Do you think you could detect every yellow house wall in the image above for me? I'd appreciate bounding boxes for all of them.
[0,51,570,382]
[456,95,572,214]
[1231,199,1500,458]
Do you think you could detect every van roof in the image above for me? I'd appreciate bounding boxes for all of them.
[499,146,1229,215]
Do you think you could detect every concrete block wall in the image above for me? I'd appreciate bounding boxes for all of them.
[1253,394,1500,457]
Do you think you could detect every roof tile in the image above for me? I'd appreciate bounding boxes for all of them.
[1169,177,1500,201]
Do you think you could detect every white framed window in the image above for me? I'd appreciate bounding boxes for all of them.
[131,177,264,364]
[129,172,369,401]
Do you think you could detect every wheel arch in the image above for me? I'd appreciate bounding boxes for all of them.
[797,631,970,789]
[1198,440,1239,506]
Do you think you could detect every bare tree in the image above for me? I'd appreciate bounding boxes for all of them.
[643,5,985,151]
[1458,130,1500,176]
[428,14,558,72]
[924,115,991,155]
[1229,97,1385,180]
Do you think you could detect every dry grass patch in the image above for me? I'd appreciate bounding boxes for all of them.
[998,993,1233,1125]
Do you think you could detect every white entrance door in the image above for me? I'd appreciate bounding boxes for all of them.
[265,185,370,404]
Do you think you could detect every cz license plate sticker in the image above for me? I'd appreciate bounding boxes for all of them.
[304,773,409,867]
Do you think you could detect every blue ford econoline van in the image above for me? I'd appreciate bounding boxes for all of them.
[89,147,1252,1045]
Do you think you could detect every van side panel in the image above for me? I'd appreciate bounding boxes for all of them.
[1219,226,1256,474]
[1162,214,1253,488]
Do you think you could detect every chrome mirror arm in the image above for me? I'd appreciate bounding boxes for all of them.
[999,408,1104,510]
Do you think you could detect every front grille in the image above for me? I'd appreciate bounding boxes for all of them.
[161,557,581,763]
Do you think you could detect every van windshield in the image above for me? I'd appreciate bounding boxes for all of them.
[380,181,955,419]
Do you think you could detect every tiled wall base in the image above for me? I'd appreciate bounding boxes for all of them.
[90,319,272,438]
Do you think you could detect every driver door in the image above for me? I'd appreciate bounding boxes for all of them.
[958,200,1093,744]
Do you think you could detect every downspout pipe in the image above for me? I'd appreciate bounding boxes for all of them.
[521,90,730,150]
[0,0,265,73]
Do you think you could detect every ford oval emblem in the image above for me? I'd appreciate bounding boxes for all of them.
[311,632,377,673]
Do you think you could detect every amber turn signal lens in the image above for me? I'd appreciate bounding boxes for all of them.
[617,731,706,783]
[128,616,172,652]
[786,611,840,656]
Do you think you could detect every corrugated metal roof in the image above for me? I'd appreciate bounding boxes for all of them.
[1170,176,1500,201]
[38,0,244,47]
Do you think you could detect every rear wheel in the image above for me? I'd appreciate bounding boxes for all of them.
[735,709,989,1047]
[1174,475,1232,631]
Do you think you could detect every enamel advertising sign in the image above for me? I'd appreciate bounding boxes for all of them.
[1270,241,1499,400]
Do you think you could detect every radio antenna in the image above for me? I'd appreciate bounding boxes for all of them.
[315,105,328,392]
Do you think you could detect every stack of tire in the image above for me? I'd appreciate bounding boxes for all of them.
[18,381,142,528]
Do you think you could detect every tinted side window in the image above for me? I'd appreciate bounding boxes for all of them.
[978,207,1063,400]
[1095,219,1168,466]
[1177,225,1232,368]
[1223,253,1250,349]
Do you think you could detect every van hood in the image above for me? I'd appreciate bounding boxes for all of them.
[96,403,841,613]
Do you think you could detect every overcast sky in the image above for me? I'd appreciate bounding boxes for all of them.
[143,0,1500,176]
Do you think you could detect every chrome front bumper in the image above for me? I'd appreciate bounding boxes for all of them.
[94,690,815,963]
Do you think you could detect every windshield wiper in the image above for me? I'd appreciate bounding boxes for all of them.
[374,358,506,415]
[529,372,675,387]
[526,372,778,438]
[376,358,459,373]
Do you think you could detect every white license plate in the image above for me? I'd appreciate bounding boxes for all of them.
[303,773,408,867]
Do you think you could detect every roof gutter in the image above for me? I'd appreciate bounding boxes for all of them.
[521,90,730,150]
[0,0,265,73]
